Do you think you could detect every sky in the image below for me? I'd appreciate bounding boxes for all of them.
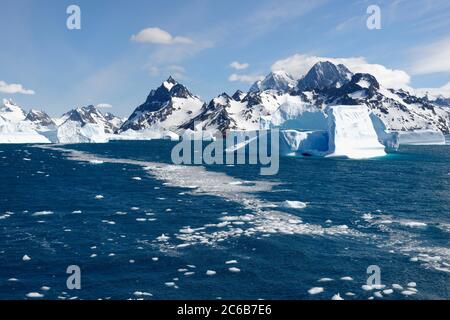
[1,0,450,117]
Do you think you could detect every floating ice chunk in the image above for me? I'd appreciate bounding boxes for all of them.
[362,285,373,291]
[32,211,53,216]
[132,177,142,181]
[165,282,176,287]
[23,158,31,161]
[281,200,307,209]
[206,270,217,276]
[41,286,50,291]
[383,289,393,295]
[308,287,324,295]
[318,278,334,282]
[8,278,19,282]
[400,221,427,228]
[225,260,238,264]
[340,276,353,281]
[152,257,159,262]
[133,291,152,297]
[136,218,146,222]
[95,195,104,199]
[228,267,241,273]
[89,160,104,165]
[392,284,403,290]
[401,290,417,296]
[129,260,135,264]
[331,293,344,300]
[90,254,97,258]
[374,291,383,298]
[22,255,31,261]
[407,282,417,288]
[184,272,195,276]
[156,234,170,242]
[72,210,82,214]
[26,292,43,298]
[345,292,355,296]
[131,207,140,211]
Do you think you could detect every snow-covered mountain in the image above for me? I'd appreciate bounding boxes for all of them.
[0,99,27,122]
[249,70,297,93]
[57,105,122,143]
[296,61,352,92]
[25,109,55,127]
[119,76,204,132]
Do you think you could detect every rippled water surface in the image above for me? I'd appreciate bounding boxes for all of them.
[0,141,449,300]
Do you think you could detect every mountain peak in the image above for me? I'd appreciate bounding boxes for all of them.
[249,70,296,93]
[297,61,353,91]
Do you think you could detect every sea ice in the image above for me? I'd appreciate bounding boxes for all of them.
[331,293,344,300]
[26,292,44,298]
[22,255,31,261]
[95,195,104,199]
[340,276,353,281]
[206,270,217,276]
[281,200,307,209]
[228,267,241,273]
[308,287,324,295]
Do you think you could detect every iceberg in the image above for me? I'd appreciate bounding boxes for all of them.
[279,130,328,156]
[398,129,446,145]
[326,105,386,159]
[0,116,51,144]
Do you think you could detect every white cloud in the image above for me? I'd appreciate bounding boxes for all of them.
[414,82,450,98]
[228,73,264,84]
[131,27,193,45]
[271,54,411,89]
[230,61,249,70]
[0,80,35,95]
[410,36,450,75]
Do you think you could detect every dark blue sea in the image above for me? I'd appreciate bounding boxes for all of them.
[1,141,449,300]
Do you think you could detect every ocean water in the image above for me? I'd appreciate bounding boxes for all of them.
[0,141,449,300]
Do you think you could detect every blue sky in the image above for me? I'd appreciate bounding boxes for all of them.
[1,0,450,116]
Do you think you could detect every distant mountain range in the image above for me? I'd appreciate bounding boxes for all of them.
[1,61,450,144]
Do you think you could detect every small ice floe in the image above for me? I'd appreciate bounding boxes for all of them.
[374,291,383,298]
[184,272,195,276]
[22,255,31,261]
[129,260,135,264]
[331,293,344,300]
[157,197,166,200]
[26,292,44,298]
[206,270,217,276]
[401,290,417,296]
[95,195,104,199]
[165,208,172,212]
[225,260,238,265]
[131,207,140,211]
[392,284,403,290]
[165,282,176,287]
[89,160,104,165]
[133,291,152,297]
[41,286,50,291]
[178,269,188,273]
[383,289,393,295]
[136,218,146,222]
[400,221,427,228]
[90,254,97,258]
[308,287,324,295]
[156,234,170,242]
[281,200,307,209]
[132,177,142,181]
[340,276,353,281]
[152,257,159,262]
[108,253,115,257]
[325,219,333,224]
[72,210,82,214]
[8,278,19,282]
[318,278,334,282]
[228,267,241,273]
[23,158,32,161]
[115,211,127,215]
[32,211,54,216]
[407,282,417,288]
[345,292,355,296]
